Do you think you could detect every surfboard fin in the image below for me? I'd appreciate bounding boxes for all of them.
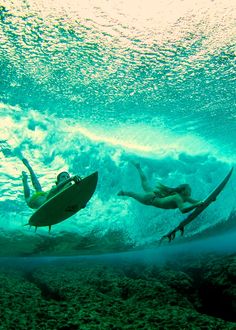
[179,227,184,236]
[48,225,51,233]
[24,223,32,231]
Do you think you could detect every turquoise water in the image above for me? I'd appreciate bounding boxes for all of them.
[0,0,236,256]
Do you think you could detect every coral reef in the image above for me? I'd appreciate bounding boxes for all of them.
[0,252,235,329]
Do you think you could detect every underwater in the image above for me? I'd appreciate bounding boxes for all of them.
[0,0,236,328]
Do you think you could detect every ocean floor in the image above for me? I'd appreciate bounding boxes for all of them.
[0,251,235,329]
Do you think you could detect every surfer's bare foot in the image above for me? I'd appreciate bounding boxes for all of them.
[117,190,125,196]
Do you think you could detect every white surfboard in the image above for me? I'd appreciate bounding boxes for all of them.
[28,171,98,230]
[160,167,233,243]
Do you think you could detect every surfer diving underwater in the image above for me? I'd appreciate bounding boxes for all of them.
[21,158,81,209]
[118,161,204,214]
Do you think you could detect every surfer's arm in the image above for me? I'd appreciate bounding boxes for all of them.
[46,186,57,200]
[47,176,81,197]
[56,177,73,189]
[46,178,73,199]
[46,185,60,200]
[186,197,200,204]
[181,203,202,213]
[175,196,203,213]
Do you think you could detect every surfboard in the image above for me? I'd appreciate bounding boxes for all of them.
[28,171,98,230]
[160,167,233,243]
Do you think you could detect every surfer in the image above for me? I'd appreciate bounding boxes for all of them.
[118,162,203,213]
[21,158,81,209]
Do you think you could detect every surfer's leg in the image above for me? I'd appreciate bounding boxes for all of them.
[22,171,30,200]
[118,190,153,205]
[132,161,152,192]
[22,158,42,192]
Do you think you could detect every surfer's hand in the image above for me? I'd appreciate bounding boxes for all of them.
[197,201,204,206]
[73,175,81,183]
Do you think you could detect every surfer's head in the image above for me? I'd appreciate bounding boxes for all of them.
[177,184,191,197]
[56,171,70,185]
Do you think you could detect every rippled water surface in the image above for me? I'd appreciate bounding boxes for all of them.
[0,0,236,256]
